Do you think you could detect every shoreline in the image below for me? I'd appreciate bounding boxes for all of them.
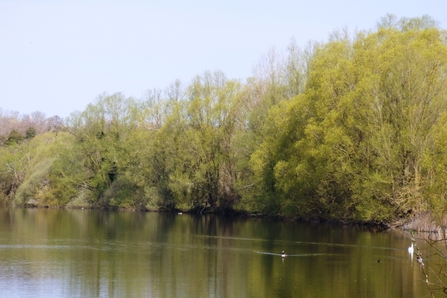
[7,202,446,233]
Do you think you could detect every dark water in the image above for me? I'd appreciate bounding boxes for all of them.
[0,208,440,297]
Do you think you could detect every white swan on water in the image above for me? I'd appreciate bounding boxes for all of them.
[408,242,414,254]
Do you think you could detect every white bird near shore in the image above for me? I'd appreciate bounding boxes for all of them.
[408,242,414,254]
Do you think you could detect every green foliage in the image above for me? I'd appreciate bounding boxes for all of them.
[1,15,446,225]
[101,177,148,210]
[48,139,90,206]
[154,71,244,211]
[63,93,141,206]
[0,145,26,203]
[14,158,53,206]
[25,127,36,139]
[6,130,24,145]
[0,132,76,206]
[250,17,447,222]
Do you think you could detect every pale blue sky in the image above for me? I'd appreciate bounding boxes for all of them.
[1,1,446,118]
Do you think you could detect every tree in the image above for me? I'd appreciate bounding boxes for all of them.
[6,130,24,145]
[150,71,244,211]
[250,16,447,222]
[235,40,317,213]
[64,93,139,206]
[0,145,26,202]
[25,127,36,139]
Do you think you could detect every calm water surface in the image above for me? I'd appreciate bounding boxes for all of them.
[0,208,440,297]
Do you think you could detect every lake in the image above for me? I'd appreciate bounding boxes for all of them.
[0,208,441,297]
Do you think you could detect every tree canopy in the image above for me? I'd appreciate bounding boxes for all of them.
[1,15,447,224]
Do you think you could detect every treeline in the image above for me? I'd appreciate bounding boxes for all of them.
[0,110,63,145]
[1,15,447,224]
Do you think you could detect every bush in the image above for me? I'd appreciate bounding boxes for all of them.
[14,159,53,206]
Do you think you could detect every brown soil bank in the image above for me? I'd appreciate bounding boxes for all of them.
[398,212,447,233]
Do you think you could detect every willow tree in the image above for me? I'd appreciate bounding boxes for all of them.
[314,21,447,221]
[114,89,173,209]
[155,71,243,211]
[349,23,447,219]
[236,41,316,213]
[251,16,447,222]
[61,93,139,206]
[0,144,27,203]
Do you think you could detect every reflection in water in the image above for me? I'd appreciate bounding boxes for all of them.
[0,208,435,297]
